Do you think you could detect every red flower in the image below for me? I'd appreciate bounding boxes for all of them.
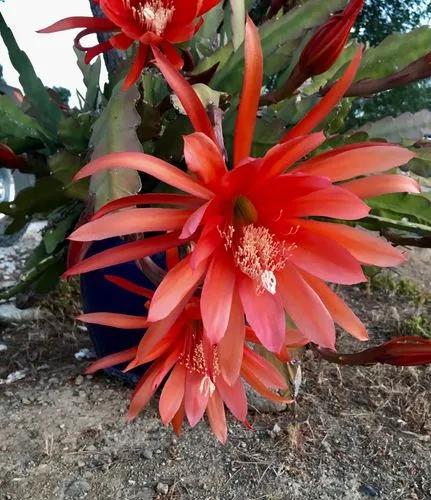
[38,0,222,89]
[79,278,291,442]
[68,18,418,354]
[317,336,431,367]
[298,0,364,78]
[0,144,28,171]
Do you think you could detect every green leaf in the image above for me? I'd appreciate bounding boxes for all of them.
[153,115,193,163]
[355,26,431,82]
[357,109,431,144]
[210,0,348,94]
[58,112,93,154]
[89,81,142,210]
[193,3,224,57]
[75,48,101,111]
[360,214,431,237]
[43,205,82,254]
[229,0,246,51]
[0,95,46,153]
[49,150,88,200]
[0,13,62,136]
[368,193,431,226]
[171,83,229,114]
[0,176,68,233]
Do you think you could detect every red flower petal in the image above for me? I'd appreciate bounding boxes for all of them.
[288,185,370,220]
[278,264,336,349]
[242,346,288,389]
[233,17,263,166]
[184,133,227,190]
[64,232,182,277]
[280,46,363,142]
[152,45,217,143]
[259,132,325,181]
[218,291,245,385]
[159,363,187,425]
[160,40,183,70]
[122,43,149,90]
[341,174,421,199]
[38,16,117,33]
[216,378,247,421]
[206,391,227,444]
[201,252,236,344]
[185,370,210,427]
[104,275,154,299]
[299,270,368,341]
[85,347,137,375]
[295,144,415,182]
[149,255,208,322]
[74,152,214,200]
[299,220,406,267]
[238,276,285,353]
[93,193,201,221]
[77,312,148,329]
[288,225,366,285]
[69,208,193,242]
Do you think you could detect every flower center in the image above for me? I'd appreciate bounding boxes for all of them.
[125,0,175,36]
[233,195,258,226]
[221,223,295,295]
[180,324,220,380]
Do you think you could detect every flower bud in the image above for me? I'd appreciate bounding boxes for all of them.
[298,0,364,78]
[317,336,431,367]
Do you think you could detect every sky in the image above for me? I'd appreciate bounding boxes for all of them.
[0,0,107,107]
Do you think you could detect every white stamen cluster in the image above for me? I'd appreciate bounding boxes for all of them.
[230,224,296,295]
[124,0,175,35]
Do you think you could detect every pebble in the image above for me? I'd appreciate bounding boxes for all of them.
[156,483,169,495]
[272,423,281,435]
[64,479,91,498]
[140,449,153,460]
[0,343,7,352]
[0,303,44,324]
[359,484,380,497]
[74,375,84,386]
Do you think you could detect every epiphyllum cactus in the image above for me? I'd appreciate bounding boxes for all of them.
[79,277,293,442]
[67,18,419,355]
[38,0,222,88]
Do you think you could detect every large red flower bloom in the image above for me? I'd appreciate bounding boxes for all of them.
[68,18,418,353]
[38,0,221,88]
[79,277,291,442]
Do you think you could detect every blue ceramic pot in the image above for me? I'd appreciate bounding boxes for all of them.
[80,237,163,384]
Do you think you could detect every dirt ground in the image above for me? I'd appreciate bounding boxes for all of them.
[0,231,430,500]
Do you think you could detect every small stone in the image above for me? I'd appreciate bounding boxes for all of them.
[322,441,332,453]
[359,484,380,497]
[21,397,31,405]
[156,483,169,495]
[64,479,91,498]
[86,445,97,452]
[74,348,94,361]
[74,375,84,386]
[0,343,7,352]
[140,449,153,460]
[272,423,281,435]
[78,390,86,398]
[0,303,44,324]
